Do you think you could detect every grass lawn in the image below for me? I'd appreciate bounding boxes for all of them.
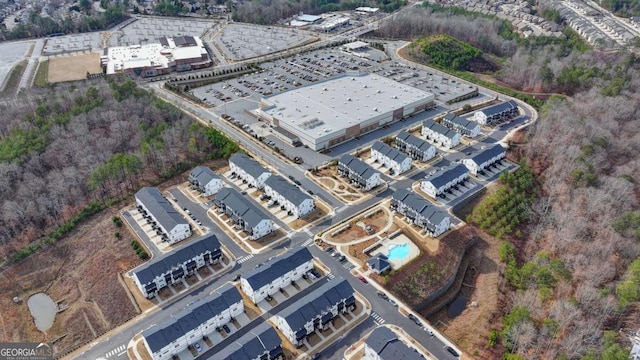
[0,60,26,97]
[34,60,49,87]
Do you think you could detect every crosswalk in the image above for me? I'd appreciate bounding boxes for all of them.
[105,344,126,358]
[237,255,254,264]
[301,238,314,247]
[371,312,385,325]
[326,273,335,280]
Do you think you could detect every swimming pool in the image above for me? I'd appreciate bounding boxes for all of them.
[387,243,410,261]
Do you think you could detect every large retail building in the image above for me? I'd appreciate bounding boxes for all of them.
[256,73,435,151]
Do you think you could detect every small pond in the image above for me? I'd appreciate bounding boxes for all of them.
[27,293,57,332]
[447,294,468,318]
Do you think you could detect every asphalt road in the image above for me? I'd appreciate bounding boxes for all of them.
[77,36,537,360]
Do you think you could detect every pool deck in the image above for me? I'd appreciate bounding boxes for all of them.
[370,234,420,270]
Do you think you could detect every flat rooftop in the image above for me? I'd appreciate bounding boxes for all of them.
[261,72,433,140]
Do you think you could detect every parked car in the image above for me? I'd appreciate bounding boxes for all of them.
[424,327,434,337]
[294,179,302,186]
[325,246,334,253]
[232,274,241,281]
[388,298,398,307]
[194,343,202,352]
[288,175,295,180]
[331,252,339,257]
[444,346,459,358]
[310,353,321,360]
[357,275,368,284]
[377,291,388,300]
[338,255,347,263]
[223,324,231,334]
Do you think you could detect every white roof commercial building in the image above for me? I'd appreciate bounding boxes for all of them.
[441,113,481,138]
[264,176,315,218]
[370,141,412,175]
[395,131,437,162]
[391,189,450,237]
[274,277,356,347]
[188,166,223,196]
[420,164,469,199]
[229,153,272,189]
[141,284,243,360]
[101,36,211,77]
[473,100,519,125]
[132,234,222,298]
[135,187,191,244]
[338,155,382,191]
[257,73,435,151]
[422,120,462,149]
[462,144,506,176]
[240,247,314,304]
[214,188,273,240]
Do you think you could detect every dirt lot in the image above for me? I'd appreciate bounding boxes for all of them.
[289,201,330,230]
[47,53,103,83]
[0,206,141,356]
[329,207,390,243]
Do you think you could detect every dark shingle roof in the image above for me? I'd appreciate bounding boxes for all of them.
[134,234,221,285]
[189,166,220,185]
[371,141,409,165]
[339,155,380,180]
[242,247,313,290]
[142,284,241,353]
[442,113,480,131]
[264,176,312,207]
[365,327,425,360]
[215,188,269,228]
[229,153,270,179]
[278,277,354,332]
[367,254,391,273]
[215,324,282,360]
[479,100,518,116]
[392,189,448,230]
[423,164,468,188]
[468,144,505,165]
[396,131,435,154]
[422,120,459,139]
[135,187,187,233]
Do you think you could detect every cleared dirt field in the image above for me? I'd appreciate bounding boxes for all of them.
[0,207,141,356]
[47,53,103,83]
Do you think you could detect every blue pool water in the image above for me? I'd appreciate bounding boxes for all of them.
[387,243,410,260]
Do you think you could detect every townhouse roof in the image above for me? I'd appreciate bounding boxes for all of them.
[367,254,391,273]
[396,131,435,154]
[478,100,518,116]
[264,175,312,207]
[215,188,269,229]
[142,284,241,353]
[467,144,505,165]
[422,120,459,139]
[392,189,449,229]
[135,187,187,232]
[365,327,425,360]
[339,154,380,180]
[215,323,282,360]
[229,153,271,180]
[189,166,220,185]
[371,141,410,165]
[442,113,481,131]
[422,164,468,188]
[134,234,221,285]
[278,277,354,332]
[242,247,313,290]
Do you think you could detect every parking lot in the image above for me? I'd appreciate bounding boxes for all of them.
[212,23,317,61]
[109,16,216,46]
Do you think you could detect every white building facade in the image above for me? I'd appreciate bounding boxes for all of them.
[422,120,461,149]
[420,164,469,198]
[391,189,451,237]
[338,155,382,191]
[240,248,314,304]
[370,141,412,175]
[473,100,519,125]
[264,176,315,218]
[462,144,506,175]
[135,187,191,244]
[395,131,437,162]
[141,284,243,360]
[441,113,481,138]
[229,153,272,189]
[189,166,223,196]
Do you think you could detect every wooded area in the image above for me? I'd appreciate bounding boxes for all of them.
[0,78,238,262]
